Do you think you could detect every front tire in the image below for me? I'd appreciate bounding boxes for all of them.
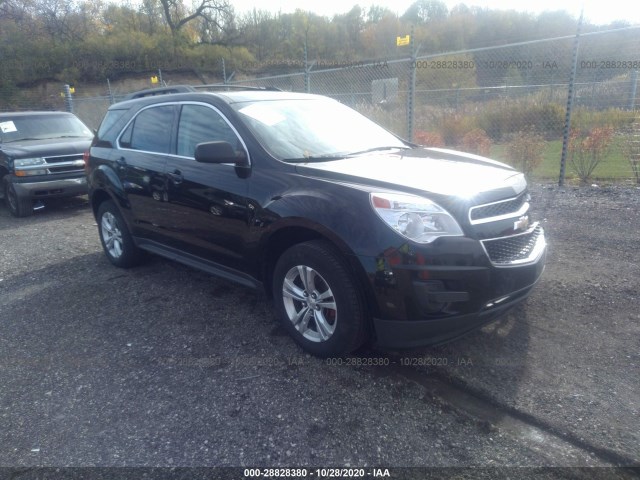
[4,177,33,217]
[273,240,367,357]
[97,200,143,268]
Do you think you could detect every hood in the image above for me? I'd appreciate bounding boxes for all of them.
[0,137,93,158]
[295,147,526,198]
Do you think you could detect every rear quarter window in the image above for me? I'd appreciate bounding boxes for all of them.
[97,109,128,138]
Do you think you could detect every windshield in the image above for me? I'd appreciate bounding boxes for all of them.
[0,114,93,143]
[234,98,407,162]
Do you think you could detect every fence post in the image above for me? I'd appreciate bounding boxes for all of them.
[407,25,416,142]
[304,38,311,93]
[559,11,584,187]
[222,58,227,85]
[629,70,638,110]
[107,78,114,104]
[63,84,74,113]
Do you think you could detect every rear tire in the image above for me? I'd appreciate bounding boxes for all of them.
[272,240,367,357]
[97,200,143,268]
[4,177,33,217]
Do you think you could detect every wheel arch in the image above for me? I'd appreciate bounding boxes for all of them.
[90,188,113,218]
[259,224,380,321]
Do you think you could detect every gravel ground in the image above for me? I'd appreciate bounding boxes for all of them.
[402,184,640,464]
[0,186,638,477]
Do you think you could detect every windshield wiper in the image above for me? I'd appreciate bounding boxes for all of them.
[346,146,411,156]
[283,153,349,163]
[284,146,411,163]
[2,137,44,143]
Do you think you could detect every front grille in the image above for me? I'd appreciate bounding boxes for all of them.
[481,224,544,265]
[470,194,528,222]
[44,154,84,174]
[45,154,83,164]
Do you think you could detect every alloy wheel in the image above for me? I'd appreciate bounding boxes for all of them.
[282,265,338,342]
[101,211,124,259]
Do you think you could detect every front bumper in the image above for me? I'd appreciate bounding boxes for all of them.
[11,175,87,199]
[362,230,546,349]
[373,280,539,349]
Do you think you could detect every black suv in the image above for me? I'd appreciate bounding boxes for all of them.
[87,90,546,356]
[1,111,94,217]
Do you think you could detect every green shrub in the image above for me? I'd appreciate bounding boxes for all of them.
[478,102,564,141]
[570,108,636,133]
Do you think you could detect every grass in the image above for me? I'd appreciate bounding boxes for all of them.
[491,136,637,183]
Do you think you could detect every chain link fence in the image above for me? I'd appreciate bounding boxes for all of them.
[3,26,639,184]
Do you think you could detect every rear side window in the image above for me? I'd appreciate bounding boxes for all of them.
[97,109,127,138]
[120,105,174,154]
[176,104,241,158]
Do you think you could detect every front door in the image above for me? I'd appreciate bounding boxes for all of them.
[161,103,252,273]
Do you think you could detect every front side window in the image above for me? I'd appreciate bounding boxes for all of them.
[177,104,242,158]
[121,105,175,154]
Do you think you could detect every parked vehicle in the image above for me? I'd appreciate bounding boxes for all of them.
[0,111,93,217]
[86,89,546,356]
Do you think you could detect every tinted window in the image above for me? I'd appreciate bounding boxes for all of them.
[177,104,241,158]
[127,106,174,153]
[98,109,127,138]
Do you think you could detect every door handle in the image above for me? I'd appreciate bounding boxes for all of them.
[167,169,183,184]
[116,157,126,169]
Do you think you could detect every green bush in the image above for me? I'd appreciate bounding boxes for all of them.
[478,102,565,141]
[570,108,636,132]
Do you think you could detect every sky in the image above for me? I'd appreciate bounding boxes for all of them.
[228,0,640,26]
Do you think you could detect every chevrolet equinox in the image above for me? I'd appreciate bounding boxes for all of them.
[86,89,546,357]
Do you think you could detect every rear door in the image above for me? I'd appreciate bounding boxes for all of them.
[115,104,177,240]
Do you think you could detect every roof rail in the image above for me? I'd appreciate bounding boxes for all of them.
[124,85,196,100]
[124,84,282,101]
[192,84,282,92]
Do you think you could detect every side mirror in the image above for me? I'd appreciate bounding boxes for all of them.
[194,141,248,166]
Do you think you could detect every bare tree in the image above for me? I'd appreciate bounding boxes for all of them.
[158,0,232,37]
[28,0,98,43]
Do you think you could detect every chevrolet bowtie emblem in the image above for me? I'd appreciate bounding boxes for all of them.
[514,215,530,231]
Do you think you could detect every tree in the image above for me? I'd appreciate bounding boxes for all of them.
[138,0,165,35]
[402,0,448,24]
[365,5,393,24]
[34,0,89,42]
[158,0,232,37]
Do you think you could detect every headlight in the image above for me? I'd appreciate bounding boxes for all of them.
[14,157,46,167]
[14,157,47,176]
[370,192,463,244]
